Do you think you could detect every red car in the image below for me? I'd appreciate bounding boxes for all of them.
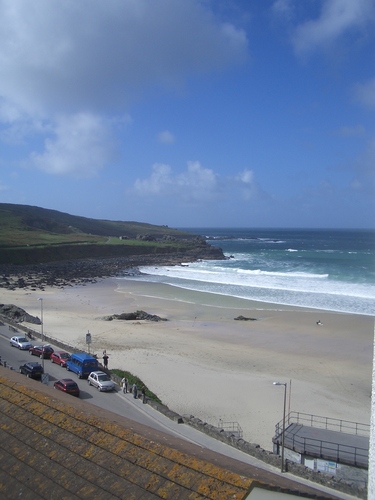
[53,378,80,397]
[29,345,54,359]
[50,351,71,367]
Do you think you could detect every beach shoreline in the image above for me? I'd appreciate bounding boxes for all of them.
[2,276,373,451]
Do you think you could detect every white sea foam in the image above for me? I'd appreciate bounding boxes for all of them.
[238,269,328,279]
[119,228,375,316]
[127,260,374,316]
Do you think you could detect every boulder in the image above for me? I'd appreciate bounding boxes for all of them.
[0,304,41,324]
[103,310,167,322]
[234,315,257,321]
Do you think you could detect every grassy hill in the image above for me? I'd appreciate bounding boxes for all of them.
[0,203,193,247]
[0,204,215,265]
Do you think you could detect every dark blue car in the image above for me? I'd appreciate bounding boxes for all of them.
[19,362,44,379]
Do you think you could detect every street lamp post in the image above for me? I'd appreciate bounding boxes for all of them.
[273,381,287,473]
[38,298,44,342]
[38,298,44,371]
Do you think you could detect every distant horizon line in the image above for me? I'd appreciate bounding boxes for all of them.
[177,226,375,231]
[1,203,373,231]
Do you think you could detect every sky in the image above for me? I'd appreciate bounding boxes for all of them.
[0,0,374,229]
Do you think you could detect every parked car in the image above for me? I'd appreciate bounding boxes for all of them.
[54,378,80,397]
[10,336,33,350]
[29,345,54,359]
[19,362,44,379]
[51,351,71,367]
[87,371,115,392]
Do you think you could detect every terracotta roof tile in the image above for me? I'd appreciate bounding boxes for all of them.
[0,373,254,499]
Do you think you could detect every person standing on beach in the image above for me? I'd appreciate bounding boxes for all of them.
[121,377,128,393]
[102,351,109,369]
[132,383,137,399]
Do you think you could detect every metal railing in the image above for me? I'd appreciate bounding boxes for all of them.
[285,427,368,468]
[283,411,370,438]
[273,411,369,468]
[218,420,243,438]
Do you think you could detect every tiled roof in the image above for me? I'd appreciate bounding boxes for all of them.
[0,371,255,499]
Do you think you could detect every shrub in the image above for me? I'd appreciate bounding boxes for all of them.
[111,369,162,404]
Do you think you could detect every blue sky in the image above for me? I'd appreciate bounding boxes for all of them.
[0,0,374,228]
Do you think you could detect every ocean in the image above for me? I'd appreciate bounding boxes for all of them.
[119,228,375,316]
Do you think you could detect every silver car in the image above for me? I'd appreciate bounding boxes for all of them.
[10,336,33,350]
[87,371,115,392]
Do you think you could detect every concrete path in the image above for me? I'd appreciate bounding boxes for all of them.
[116,388,360,500]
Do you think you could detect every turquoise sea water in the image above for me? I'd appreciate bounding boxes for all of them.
[120,228,375,316]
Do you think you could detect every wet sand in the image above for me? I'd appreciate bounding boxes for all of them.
[2,277,373,451]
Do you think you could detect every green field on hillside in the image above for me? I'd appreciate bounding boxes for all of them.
[0,204,202,265]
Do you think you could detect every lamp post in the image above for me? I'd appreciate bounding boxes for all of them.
[38,298,44,371]
[273,381,287,473]
[38,298,44,342]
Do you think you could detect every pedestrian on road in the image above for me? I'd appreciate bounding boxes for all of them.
[102,351,109,369]
[141,386,146,404]
[132,383,137,399]
[121,377,128,393]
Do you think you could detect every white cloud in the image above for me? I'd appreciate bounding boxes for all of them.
[291,0,375,55]
[0,0,248,119]
[0,117,48,145]
[0,0,247,178]
[178,161,218,195]
[134,163,173,194]
[30,113,117,178]
[157,130,175,144]
[134,161,218,202]
[133,162,258,204]
[235,168,256,200]
[355,77,375,109]
[272,0,293,20]
[235,169,254,184]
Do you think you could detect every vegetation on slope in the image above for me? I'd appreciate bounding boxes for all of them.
[111,369,162,405]
[0,203,193,248]
[0,203,221,265]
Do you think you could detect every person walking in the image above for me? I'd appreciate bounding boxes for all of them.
[132,383,137,399]
[121,377,128,393]
[141,386,146,404]
[102,351,109,369]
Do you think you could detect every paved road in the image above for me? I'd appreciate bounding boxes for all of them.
[1,325,166,430]
[0,323,358,500]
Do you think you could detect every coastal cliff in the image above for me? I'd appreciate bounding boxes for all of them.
[0,203,225,289]
[0,249,224,291]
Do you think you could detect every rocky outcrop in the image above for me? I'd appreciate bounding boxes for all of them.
[102,310,167,322]
[0,242,225,291]
[234,315,257,321]
[0,304,41,324]
[136,234,156,241]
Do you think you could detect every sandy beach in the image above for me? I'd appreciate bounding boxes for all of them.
[2,277,374,451]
